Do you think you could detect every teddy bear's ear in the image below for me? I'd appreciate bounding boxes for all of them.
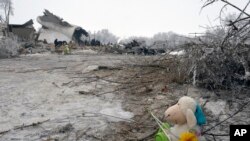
[186,109,197,128]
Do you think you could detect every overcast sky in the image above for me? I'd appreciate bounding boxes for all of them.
[10,0,249,38]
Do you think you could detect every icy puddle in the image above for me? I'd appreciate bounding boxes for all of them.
[0,53,133,141]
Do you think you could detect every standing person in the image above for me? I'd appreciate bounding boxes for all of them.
[68,41,74,53]
[63,42,70,55]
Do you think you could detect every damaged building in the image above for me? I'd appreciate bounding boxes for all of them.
[0,20,36,41]
[37,10,88,45]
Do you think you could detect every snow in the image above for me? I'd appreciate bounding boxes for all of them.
[204,100,227,116]
[72,49,97,55]
[99,103,134,122]
[245,71,250,78]
[20,52,51,57]
[169,50,185,56]
[0,52,133,140]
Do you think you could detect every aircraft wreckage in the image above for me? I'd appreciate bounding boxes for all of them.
[37,9,88,44]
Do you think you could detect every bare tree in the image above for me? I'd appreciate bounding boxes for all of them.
[0,0,13,36]
[186,0,250,89]
[89,29,118,45]
[0,0,13,24]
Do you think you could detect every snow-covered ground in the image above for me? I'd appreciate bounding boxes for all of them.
[169,50,185,56]
[0,52,134,140]
[1,50,249,141]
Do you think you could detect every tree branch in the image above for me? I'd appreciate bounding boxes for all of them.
[202,100,250,134]
[221,0,250,17]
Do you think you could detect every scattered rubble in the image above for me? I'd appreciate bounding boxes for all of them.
[0,37,19,58]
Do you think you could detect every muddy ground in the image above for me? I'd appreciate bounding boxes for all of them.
[0,50,249,141]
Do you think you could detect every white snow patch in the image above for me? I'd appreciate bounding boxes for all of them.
[169,50,185,56]
[205,100,227,116]
[82,65,99,73]
[245,71,250,78]
[20,52,51,57]
[99,103,134,122]
[73,49,97,55]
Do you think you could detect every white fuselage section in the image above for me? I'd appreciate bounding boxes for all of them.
[37,17,77,43]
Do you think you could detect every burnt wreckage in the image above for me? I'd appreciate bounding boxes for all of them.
[37,10,88,45]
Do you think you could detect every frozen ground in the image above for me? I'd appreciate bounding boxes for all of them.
[0,51,135,141]
[1,50,249,141]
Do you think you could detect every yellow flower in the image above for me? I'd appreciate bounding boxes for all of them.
[179,132,198,141]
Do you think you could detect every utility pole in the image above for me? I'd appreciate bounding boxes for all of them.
[189,32,204,37]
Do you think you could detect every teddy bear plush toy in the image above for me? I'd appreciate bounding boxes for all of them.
[163,96,206,141]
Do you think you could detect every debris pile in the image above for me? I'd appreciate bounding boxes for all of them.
[187,42,250,89]
[0,37,19,58]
